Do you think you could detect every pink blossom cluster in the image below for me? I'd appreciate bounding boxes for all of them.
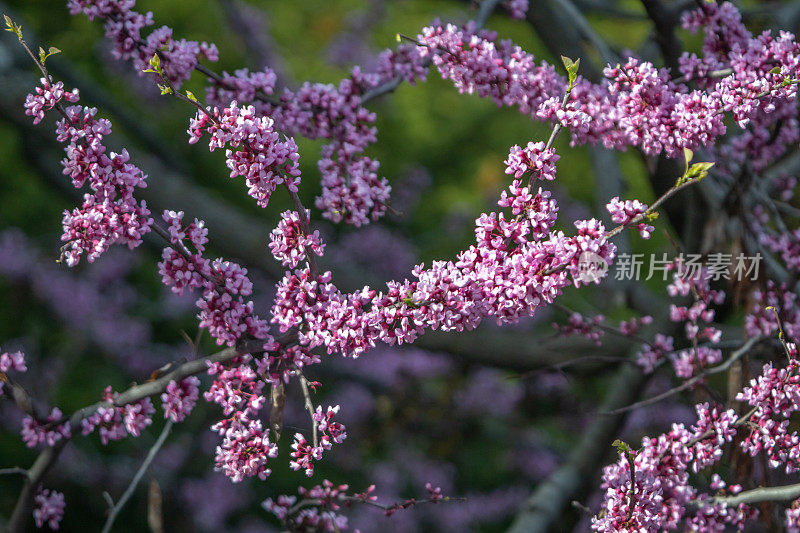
[23,81,154,267]
[787,501,800,532]
[315,146,390,227]
[161,376,200,422]
[262,480,358,531]
[745,282,800,340]
[554,312,605,346]
[205,357,278,482]
[262,481,445,530]
[505,0,529,20]
[81,387,155,445]
[661,264,724,378]
[67,0,218,87]
[373,44,429,86]
[23,79,79,124]
[71,0,420,228]
[679,1,750,85]
[619,315,653,336]
[21,408,71,448]
[0,349,26,395]
[205,72,391,226]
[736,359,800,473]
[158,210,273,347]
[592,403,747,532]
[417,10,800,157]
[762,227,800,273]
[261,345,320,386]
[606,197,653,238]
[268,210,325,268]
[633,262,726,377]
[33,488,65,530]
[504,142,559,181]
[271,148,614,359]
[290,405,347,476]
[187,102,301,208]
[636,333,675,374]
[203,68,277,106]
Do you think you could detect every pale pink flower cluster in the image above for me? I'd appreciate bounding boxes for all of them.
[188,102,301,208]
[259,345,321,386]
[262,481,445,529]
[762,227,800,273]
[737,360,800,473]
[23,79,79,124]
[619,315,653,336]
[207,73,392,226]
[554,313,606,346]
[636,333,674,374]
[271,147,614,359]
[787,501,800,533]
[635,265,722,376]
[374,43,429,86]
[205,357,278,482]
[606,197,653,238]
[0,349,26,395]
[505,0,529,20]
[206,68,277,105]
[745,282,800,340]
[33,488,65,530]
[158,210,272,347]
[23,81,154,267]
[67,0,218,87]
[268,210,325,268]
[161,376,200,422]
[417,11,800,157]
[504,142,560,180]
[315,147,390,227]
[81,387,155,444]
[21,408,71,448]
[262,480,356,531]
[290,405,347,477]
[593,403,747,532]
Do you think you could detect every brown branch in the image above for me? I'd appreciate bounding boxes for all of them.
[603,335,765,416]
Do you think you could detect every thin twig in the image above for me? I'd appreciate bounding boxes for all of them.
[100,420,174,533]
[0,467,28,477]
[296,370,319,448]
[603,335,764,415]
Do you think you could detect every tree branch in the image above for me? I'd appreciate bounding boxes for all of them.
[100,420,174,533]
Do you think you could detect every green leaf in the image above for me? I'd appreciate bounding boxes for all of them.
[157,84,173,96]
[561,55,581,88]
[185,90,198,102]
[688,161,715,180]
[3,14,22,40]
[612,439,631,454]
[149,53,161,71]
[769,66,782,75]
[683,147,693,175]
[38,46,61,65]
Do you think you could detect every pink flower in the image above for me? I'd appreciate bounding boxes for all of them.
[33,488,65,529]
[161,377,200,422]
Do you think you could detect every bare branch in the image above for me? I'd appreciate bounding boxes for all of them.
[101,420,174,533]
